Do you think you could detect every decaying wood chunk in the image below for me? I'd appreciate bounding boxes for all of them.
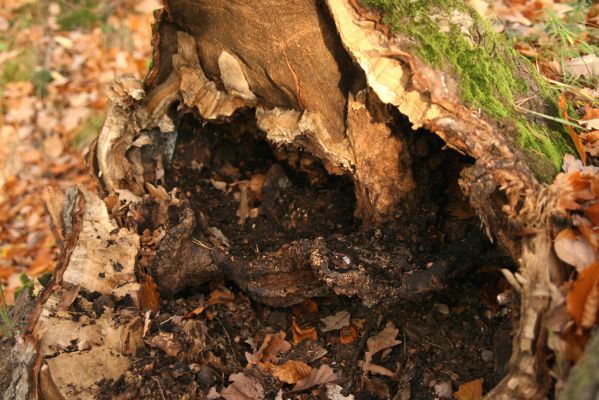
[3,188,143,399]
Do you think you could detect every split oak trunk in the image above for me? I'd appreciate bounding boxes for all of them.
[4,1,576,399]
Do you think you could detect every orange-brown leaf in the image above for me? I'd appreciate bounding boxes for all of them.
[208,288,235,305]
[271,360,312,384]
[182,305,205,321]
[245,331,292,367]
[587,202,599,226]
[559,94,587,165]
[292,364,337,391]
[339,324,358,345]
[454,378,483,400]
[567,261,599,328]
[292,316,317,344]
[139,271,160,312]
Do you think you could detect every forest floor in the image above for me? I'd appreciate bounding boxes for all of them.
[0,1,598,399]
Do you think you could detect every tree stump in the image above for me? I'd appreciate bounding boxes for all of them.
[3,1,581,399]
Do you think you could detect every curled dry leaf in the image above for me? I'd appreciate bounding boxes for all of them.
[554,228,595,271]
[361,352,396,377]
[208,287,235,305]
[292,316,318,344]
[292,364,337,392]
[581,107,599,131]
[245,331,292,368]
[567,261,599,329]
[221,373,265,400]
[454,378,483,400]
[367,321,401,355]
[271,360,312,384]
[320,311,351,332]
[182,305,205,321]
[554,169,598,212]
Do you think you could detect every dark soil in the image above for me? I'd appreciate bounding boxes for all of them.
[100,116,516,399]
[99,276,513,399]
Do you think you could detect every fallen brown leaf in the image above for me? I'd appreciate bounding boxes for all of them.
[208,287,235,305]
[292,316,317,344]
[559,94,587,165]
[138,271,160,313]
[564,55,599,80]
[568,261,599,329]
[245,331,292,368]
[271,360,312,384]
[362,352,396,377]
[182,305,205,321]
[221,373,264,400]
[554,228,595,271]
[292,364,337,391]
[339,324,358,345]
[454,378,483,400]
[320,311,351,332]
[367,321,401,355]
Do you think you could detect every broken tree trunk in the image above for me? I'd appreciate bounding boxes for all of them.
[4,1,580,399]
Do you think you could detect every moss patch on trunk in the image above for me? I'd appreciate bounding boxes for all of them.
[361,0,574,180]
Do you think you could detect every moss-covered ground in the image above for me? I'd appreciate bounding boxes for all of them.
[361,0,576,180]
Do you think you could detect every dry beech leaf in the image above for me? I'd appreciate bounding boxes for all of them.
[554,228,595,271]
[367,321,401,355]
[138,271,160,313]
[292,364,337,391]
[271,360,312,384]
[182,305,205,321]
[568,261,599,329]
[339,324,359,345]
[320,311,351,332]
[362,352,395,377]
[292,316,318,344]
[575,215,599,252]
[208,288,235,305]
[245,331,292,367]
[587,202,599,226]
[564,54,599,80]
[454,378,483,400]
[554,169,597,211]
[221,373,265,400]
[581,107,599,131]
[559,94,587,165]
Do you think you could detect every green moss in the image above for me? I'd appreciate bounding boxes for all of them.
[360,0,574,179]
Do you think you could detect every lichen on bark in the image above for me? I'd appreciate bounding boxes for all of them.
[360,0,574,180]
